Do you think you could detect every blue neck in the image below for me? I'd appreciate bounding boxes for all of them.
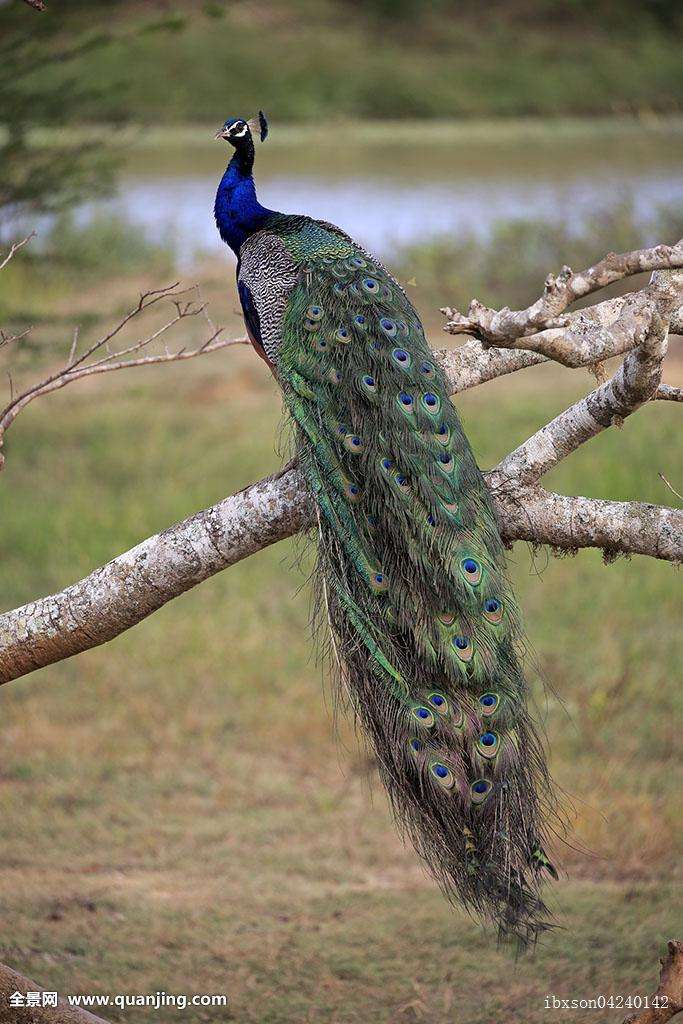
[214,146,273,256]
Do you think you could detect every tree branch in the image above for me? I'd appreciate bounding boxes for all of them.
[0,281,247,468]
[442,241,683,345]
[1,459,681,686]
[490,312,669,488]
[0,961,109,1024]
[0,232,36,272]
[622,941,683,1024]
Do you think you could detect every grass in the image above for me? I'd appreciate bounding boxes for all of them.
[0,228,681,1021]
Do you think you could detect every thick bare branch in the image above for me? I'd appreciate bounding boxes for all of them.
[0,961,109,1024]
[2,457,681,686]
[491,485,682,563]
[442,240,683,345]
[491,313,669,488]
[622,940,683,1024]
[657,384,683,403]
[0,468,310,686]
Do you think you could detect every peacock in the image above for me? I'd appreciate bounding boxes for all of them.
[213,112,558,946]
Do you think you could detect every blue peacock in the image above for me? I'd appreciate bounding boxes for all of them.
[213,112,558,945]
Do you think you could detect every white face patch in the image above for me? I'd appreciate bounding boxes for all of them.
[230,123,249,137]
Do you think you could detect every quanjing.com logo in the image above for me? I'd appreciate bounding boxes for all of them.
[8,990,229,1012]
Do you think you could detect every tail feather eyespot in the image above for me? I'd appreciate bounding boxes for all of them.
[433,423,450,446]
[397,391,415,415]
[379,317,398,339]
[452,635,473,662]
[361,276,380,296]
[426,691,449,716]
[478,692,500,716]
[368,569,389,593]
[429,760,456,790]
[476,731,499,759]
[411,705,436,729]
[421,392,441,416]
[343,433,364,453]
[483,598,503,623]
[436,451,455,475]
[461,558,482,586]
[391,347,412,369]
[470,778,493,804]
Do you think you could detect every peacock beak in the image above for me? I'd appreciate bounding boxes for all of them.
[214,126,229,140]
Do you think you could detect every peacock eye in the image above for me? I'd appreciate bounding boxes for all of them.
[479,692,500,716]
[344,434,363,453]
[343,477,362,503]
[379,318,397,338]
[359,373,377,397]
[483,598,503,623]
[476,731,499,759]
[452,634,473,662]
[470,778,493,804]
[430,761,455,789]
[433,423,450,447]
[411,705,435,728]
[427,691,449,715]
[366,565,388,593]
[461,558,482,585]
[421,392,440,415]
[391,348,411,369]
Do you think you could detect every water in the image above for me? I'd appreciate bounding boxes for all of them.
[74,122,683,264]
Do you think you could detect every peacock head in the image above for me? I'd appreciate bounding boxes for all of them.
[214,111,269,147]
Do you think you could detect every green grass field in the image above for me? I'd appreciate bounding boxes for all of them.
[0,245,681,1022]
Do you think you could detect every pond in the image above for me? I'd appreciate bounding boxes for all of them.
[75,119,683,264]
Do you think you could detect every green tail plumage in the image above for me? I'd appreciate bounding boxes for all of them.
[238,217,557,946]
